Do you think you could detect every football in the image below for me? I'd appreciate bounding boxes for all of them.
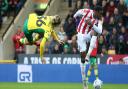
[93,79,103,89]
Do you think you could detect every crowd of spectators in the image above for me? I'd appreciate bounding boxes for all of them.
[0,0,26,29]
[40,0,128,55]
[12,0,128,57]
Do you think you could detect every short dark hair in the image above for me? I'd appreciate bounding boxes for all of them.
[94,5,103,13]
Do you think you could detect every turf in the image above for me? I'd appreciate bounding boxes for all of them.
[0,82,128,89]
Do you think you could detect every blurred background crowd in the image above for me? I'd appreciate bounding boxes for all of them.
[0,0,26,29]
[11,0,128,58]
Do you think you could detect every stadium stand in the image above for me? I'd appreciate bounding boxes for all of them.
[0,0,128,63]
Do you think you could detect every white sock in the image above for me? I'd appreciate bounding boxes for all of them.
[80,63,86,81]
[86,36,97,59]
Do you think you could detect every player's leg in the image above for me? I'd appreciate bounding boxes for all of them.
[93,58,103,89]
[86,64,93,83]
[33,28,45,42]
[20,19,33,45]
[77,34,88,89]
[91,57,99,79]
[94,64,98,80]
[86,57,94,82]
[40,31,50,64]
[85,31,97,61]
[40,37,47,64]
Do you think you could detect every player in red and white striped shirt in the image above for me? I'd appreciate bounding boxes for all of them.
[74,6,103,89]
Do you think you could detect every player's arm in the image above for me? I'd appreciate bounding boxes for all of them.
[40,37,47,64]
[73,9,87,19]
[93,20,103,34]
[51,30,64,44]
[86,19,103,35]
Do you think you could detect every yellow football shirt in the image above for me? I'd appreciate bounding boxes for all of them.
[27,13,53,32]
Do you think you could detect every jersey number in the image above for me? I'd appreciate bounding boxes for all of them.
[36,16,46,27]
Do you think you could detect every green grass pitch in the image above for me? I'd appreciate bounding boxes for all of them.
[0,82,128,89]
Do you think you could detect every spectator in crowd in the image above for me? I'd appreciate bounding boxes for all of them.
[102,0,108,16]
[116,18,123,31]
[98,35,105,54]
[58,25,67,40]
[90,0,98,9]
[109,28,119,53]
[63,44,71,54]
[118,26,127,54]
[102,29,110,49]
[70,35,79,54]
[107,0,116,16]
[100,45,108,56]
[8,0,19,16]
[65,9,75,23]
[117,0,126,15]
[103,11,110,28]
[63,17,76,40]
[52,44,61,54]
[62,36,71,54]
[82,1,90,9]
[44,41,52,54]
[12,27,25,61]
[15,0,25,14]
[123,6,128,29]
[113,8,122,25]
[107,16,116,32]
[74,0,82,11]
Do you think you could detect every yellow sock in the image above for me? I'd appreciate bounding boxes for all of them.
[94,68,98,79]
[86,69,91,81]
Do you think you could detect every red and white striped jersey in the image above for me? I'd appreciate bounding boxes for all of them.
[74,9,98,34]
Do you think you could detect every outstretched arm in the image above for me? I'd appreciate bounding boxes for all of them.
[51,30,64,44]
[40,37,47,64]
[74,9,88,19]
[93,20,103,34]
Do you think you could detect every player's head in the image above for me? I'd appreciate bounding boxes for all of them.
[52,15,61,26]
[34,3,45,16]
[93,5,103,19]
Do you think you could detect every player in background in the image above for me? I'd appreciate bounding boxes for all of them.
[86,40,100,85]
[20,4,64,64]
[74,5,103,89]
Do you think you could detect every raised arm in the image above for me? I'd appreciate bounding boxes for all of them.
[51,30,64,44]
[73,9,88,19]
[93,20,103,34]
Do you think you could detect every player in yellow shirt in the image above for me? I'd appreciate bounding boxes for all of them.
[20,7,63,64]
